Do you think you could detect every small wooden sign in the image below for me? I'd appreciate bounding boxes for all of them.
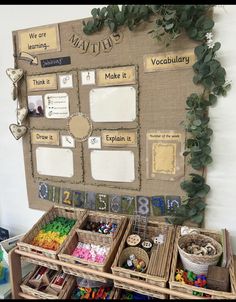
[147,132,182,141]
[144,49,195,72]
[27,74,57,91]
[18,24,60,55]
[96,66,136,86]
[31,130,59,145]
[102,130,137,147]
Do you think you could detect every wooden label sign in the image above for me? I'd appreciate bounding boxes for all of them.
[31,130,59,145]
[143,49,195,72]
[147,132,182,141]
[27,74,57,91]
[96,66,136,86]
[18,24,60,55]
[102,130,137,147]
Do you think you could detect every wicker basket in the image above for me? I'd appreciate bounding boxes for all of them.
[78,212,126,244]
[59,216,128,282]
[178,233,223,275]
[62,280,116,300]
[20,266,75,299]
[169,226,236,299]
[112,218,175,299]
[118,247,149,273]
[17,205,86,264]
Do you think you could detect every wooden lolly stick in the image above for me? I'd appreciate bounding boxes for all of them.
[160,228,172,277]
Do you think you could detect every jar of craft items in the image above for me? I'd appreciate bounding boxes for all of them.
[122,253,146,272]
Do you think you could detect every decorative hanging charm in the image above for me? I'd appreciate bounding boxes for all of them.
[12,85,18,101]
[6,68,24,84]
[9,124,27,140]
[6,67,28,140]
[17,107,28,123]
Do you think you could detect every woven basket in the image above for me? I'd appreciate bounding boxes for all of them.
[118,247,149,273]
[178,233,223,275]
[78,212,125,244]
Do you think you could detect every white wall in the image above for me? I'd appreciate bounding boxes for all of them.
[0,5,236,252]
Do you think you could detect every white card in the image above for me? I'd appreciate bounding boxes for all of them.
[81,70,95,85]
[61,135,75,148]
[36,147,74,177]
[90,150,135,182]
[44,93,69,119]
[88,136,101,149]
[89,86,136,122]
[59,74,73,89]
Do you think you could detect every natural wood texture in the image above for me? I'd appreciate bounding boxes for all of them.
[12,248,206,300]
[8,247,23,299]
[19,292,38,299]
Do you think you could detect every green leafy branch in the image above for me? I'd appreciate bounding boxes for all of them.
[167,174,209,224]
[83,5,231,226]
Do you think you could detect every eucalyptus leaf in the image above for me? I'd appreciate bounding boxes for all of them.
[191,213,204,224]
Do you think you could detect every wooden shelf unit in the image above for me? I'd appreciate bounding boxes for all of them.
[8,247,236,300]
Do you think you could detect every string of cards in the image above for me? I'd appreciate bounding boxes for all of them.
[39,182,181,216]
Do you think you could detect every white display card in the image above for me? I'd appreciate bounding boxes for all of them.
[89,86,136,122]
[90,150,135,182]
[36,147,74,177]
[81,70,96,85]
[59,74,73,88]
[44,93,69,119]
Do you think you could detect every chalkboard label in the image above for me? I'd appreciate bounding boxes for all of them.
[41,56,71,68]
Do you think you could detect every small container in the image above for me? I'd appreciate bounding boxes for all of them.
[126,234,141,247]
[141,240,153,252]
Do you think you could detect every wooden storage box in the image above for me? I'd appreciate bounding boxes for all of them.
[20,266,75,299]
[58,214,128,282]
[17,205,86,269]
[169,226,236,299]
[78,211,126,243]
[111,219,175,299]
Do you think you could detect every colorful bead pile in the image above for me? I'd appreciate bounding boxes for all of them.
[84,221,117,235]
[72,242,110,263]
[175,269,210,297]
[31,217,76,251]
[71,286,112,299]
[123,254,146,272]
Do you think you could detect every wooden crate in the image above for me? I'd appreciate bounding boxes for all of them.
[20,266,75,299]
[77,211,126,243]
[111,219,175,299]
[58,216,128,282]
[169,226,236,299]
[17,205,86,265]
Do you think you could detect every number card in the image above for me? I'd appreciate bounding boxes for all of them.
[46,185,61,203]
[73,191,85,208]
[121,195,136,215]
[151,196,165,216]
[62,189,73,206]
[84,192,96,210]
[166,196,181,215]
[137,196,150,216]
[110,195,121,213]
[96,193,109,212]
[38,182,49,200]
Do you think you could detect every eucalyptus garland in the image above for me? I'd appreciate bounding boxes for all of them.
[83,5,231,225]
